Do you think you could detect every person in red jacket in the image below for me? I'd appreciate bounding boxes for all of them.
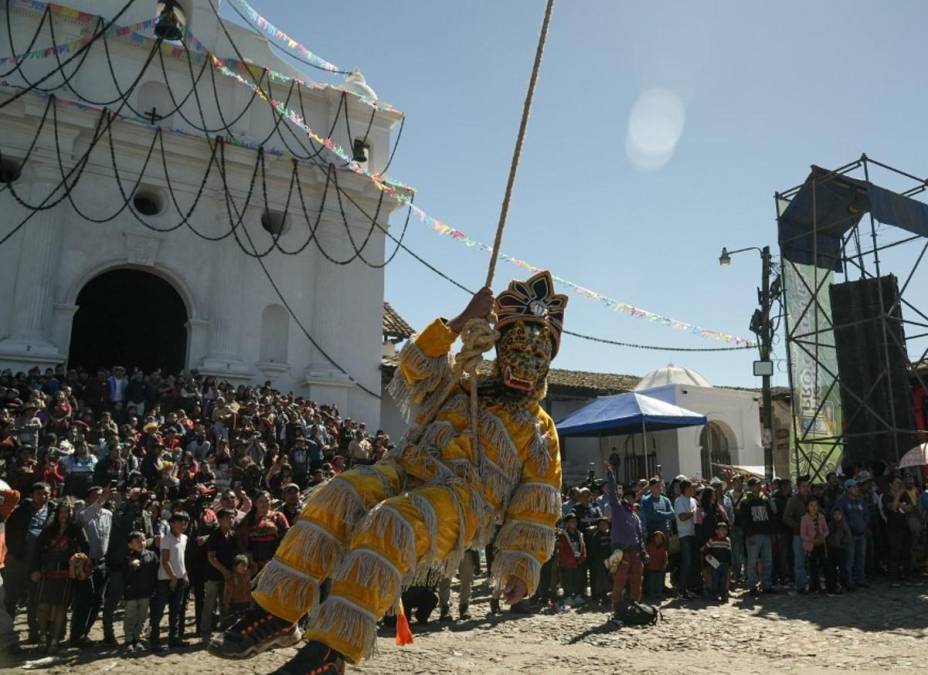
[557,513,587,605]
[0,478,22,654]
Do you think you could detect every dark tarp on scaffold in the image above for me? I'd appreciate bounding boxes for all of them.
[778,165,928,272]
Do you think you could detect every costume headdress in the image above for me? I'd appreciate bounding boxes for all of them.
[495,271,568,355]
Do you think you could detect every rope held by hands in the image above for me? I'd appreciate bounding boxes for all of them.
[468,0,556,446]
[407,0,555,465]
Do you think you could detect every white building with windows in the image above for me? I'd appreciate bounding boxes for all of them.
[0,0,404,425]
[549,364,765,484]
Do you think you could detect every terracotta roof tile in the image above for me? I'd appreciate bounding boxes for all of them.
[382,302,414,341]
[547,368,640,395]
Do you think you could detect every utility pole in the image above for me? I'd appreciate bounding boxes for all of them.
[719,244,777,480]
[760,245,774,481]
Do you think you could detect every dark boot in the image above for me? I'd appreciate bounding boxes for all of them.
[207,607,302,660]
[149,628,163,652]
[271,641,345,675]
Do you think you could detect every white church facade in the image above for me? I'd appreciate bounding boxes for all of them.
[0,0,404,425]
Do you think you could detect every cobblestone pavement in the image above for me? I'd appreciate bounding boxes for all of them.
[6,576,928,673]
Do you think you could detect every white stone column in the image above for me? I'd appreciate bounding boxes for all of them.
[51,303,78,356]
[305,225,345,378]
[0,164,64,360]
[199,235,251,378]
[186,318,210,371]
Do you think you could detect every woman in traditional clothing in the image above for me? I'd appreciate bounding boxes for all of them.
[30,499,88,653]
[236,491,290,571]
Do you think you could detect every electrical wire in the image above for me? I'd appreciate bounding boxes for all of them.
[0,0,763,402]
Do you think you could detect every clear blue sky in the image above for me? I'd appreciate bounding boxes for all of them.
[232,0,928,388]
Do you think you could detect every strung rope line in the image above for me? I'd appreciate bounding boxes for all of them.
[486,0,555,290]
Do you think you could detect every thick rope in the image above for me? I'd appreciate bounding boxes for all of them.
[409,1,555,478]
[485,0,556,289]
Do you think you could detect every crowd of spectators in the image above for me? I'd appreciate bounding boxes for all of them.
[0,364,392,656]
[547,453,928,625]
[2,363,928,658]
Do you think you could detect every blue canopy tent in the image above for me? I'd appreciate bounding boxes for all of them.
[556,391,707,437]
[556,392,707,480]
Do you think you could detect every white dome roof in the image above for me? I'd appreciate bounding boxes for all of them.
[634,363,713,390]
[342,69,378,101]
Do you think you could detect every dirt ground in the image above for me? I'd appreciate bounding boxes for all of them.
[5,575,928,674]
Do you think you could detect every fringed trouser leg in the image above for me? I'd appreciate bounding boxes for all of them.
[252,462,405,623]
[305,480,480,664]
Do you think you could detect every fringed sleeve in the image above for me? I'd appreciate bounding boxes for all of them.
[490,412,562,597]
[388,319,458,423]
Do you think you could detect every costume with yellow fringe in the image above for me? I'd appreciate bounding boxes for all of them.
[249,271,567,665]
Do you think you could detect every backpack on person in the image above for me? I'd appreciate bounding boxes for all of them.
[616,600,660,627]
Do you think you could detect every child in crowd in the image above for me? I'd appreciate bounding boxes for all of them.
[556,513,587,605]
[122,531,159,654]
[704,522,732,602]
[644,530,668,601]
[825,506,850,594]
[588,516,614,605]
[151,511,190,650]
[801,498,829,594]
[222,554,254,625]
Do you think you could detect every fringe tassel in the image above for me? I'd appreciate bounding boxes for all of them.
[409,493,438,564]
[312,596,379,662]
[359,505,418,575]
[418,420,457,454]
[388,341,455,423]
[313,477,368,529]
[481,459,518,511]
[479,411,521,480]
[274,519,344,576]
[468,487,498,550]
[252,559,319,614]
[406,560,445,588]
[436,485,469,578]
[495,519,556,560]
[507,482,562,519]
[336,549,402,604]
[491,550,542,596]
[529,421,553,475]
[439,393,469,419]
[350,464,398,500]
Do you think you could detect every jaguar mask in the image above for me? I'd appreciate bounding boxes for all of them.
[496,320,554,393]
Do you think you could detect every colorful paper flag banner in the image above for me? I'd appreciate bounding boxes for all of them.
[226,0,340,73]
[9,0,393,112]
[3,1,756,348]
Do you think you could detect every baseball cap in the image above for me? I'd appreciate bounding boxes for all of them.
[844,479,858,489]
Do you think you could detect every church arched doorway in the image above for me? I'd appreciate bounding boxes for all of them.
[68,268,188,373]
[700,420,736,478]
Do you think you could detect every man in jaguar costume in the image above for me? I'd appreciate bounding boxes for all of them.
[210,271,567,674]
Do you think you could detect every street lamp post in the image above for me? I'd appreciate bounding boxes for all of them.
[719,245,776,480]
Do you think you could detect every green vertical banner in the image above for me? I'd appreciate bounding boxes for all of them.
[782,262,844,480]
